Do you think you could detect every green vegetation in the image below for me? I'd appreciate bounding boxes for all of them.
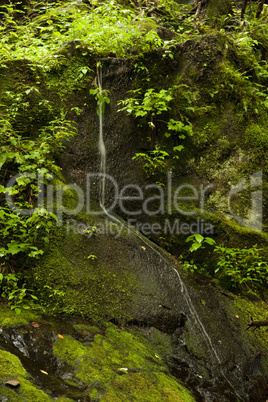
[0,272,38,314]
[0,1,165,64]
[0,1,267,400]
[0,304,39,326]
[214,245,268,295]
[0,0,267,306]
[0,349,53,401]
[182,235,268,297]
[30,221,137,319]
[118,85,193,180]
[53,323,195,401]
[0,76,76,266]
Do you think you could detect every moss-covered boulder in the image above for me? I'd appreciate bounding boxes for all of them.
[28,209,268,401]
[206,0,233,20]
[53,323,195,401]
[0,307,195,401]
[0,349,54,402]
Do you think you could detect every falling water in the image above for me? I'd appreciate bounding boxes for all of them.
[97,64,106,209]
[96,64,243,400]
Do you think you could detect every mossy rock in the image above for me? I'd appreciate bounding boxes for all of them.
[53,323,195,401]
[0,350,53,402]
[207,0,233,20]
[0,305,40,327]
[32,218,138,320]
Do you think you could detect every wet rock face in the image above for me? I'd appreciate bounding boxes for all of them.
[31,216,268,401]
[0,315,195,401]
[2,34,266,401]
[54,38,268,399]
[0,303,267,401]
[59,57,143,206]
[58,36,268,242]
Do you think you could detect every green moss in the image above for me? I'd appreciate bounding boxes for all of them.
[45,50,94,100]
[53,323,195,401]
[244,122,268,149]
[53,335,88,364]
[74,324,101,335]
[233,297,268,349]
[207,0,232,19]
[103,372,195,401]
[0,305,40,327]
[89,388,99,399]
[16,379,53,402]
[232,297,268,375]
[140,327,173,358]
[0,350,27,377]
[33,217,137,319]
[0,350,53,401]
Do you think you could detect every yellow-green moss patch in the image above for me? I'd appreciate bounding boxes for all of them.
[0,305,40,327]
[0,350,53,402]
[53,323,195,401]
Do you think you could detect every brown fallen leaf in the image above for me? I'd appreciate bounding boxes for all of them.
[31,322,39,328]
[40,370,48,375]
[58,334,64,339]
[5,380,20,388]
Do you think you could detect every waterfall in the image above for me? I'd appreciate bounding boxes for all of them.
[97,64,106,210]
[96,64,242,400]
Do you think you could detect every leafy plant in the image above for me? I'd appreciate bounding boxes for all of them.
[119,86,192,178]
[0,1,164,65]
[89,87,111,115]
[118,88,173,125]
[183,234,268,296]
[186,234,216,252]
[181,258,199,274]
[133,145,170,178]
[0,272,38,314]
[0,117,75,262]
[33,283,66,314]
[0,82,77,269]
[214,246,268,295]
[181,235,216,274]
[88,254,97,260]
[118,86,193,136]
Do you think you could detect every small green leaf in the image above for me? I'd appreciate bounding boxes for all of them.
[189,243,202,252]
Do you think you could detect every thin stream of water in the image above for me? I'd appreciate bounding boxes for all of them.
[96,65,243,400]
[97,65,106,209]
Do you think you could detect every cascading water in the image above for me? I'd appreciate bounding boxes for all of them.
[96,63,243,401]
[97,64,106,210]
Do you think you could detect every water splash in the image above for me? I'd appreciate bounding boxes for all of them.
[96,63,243,400]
